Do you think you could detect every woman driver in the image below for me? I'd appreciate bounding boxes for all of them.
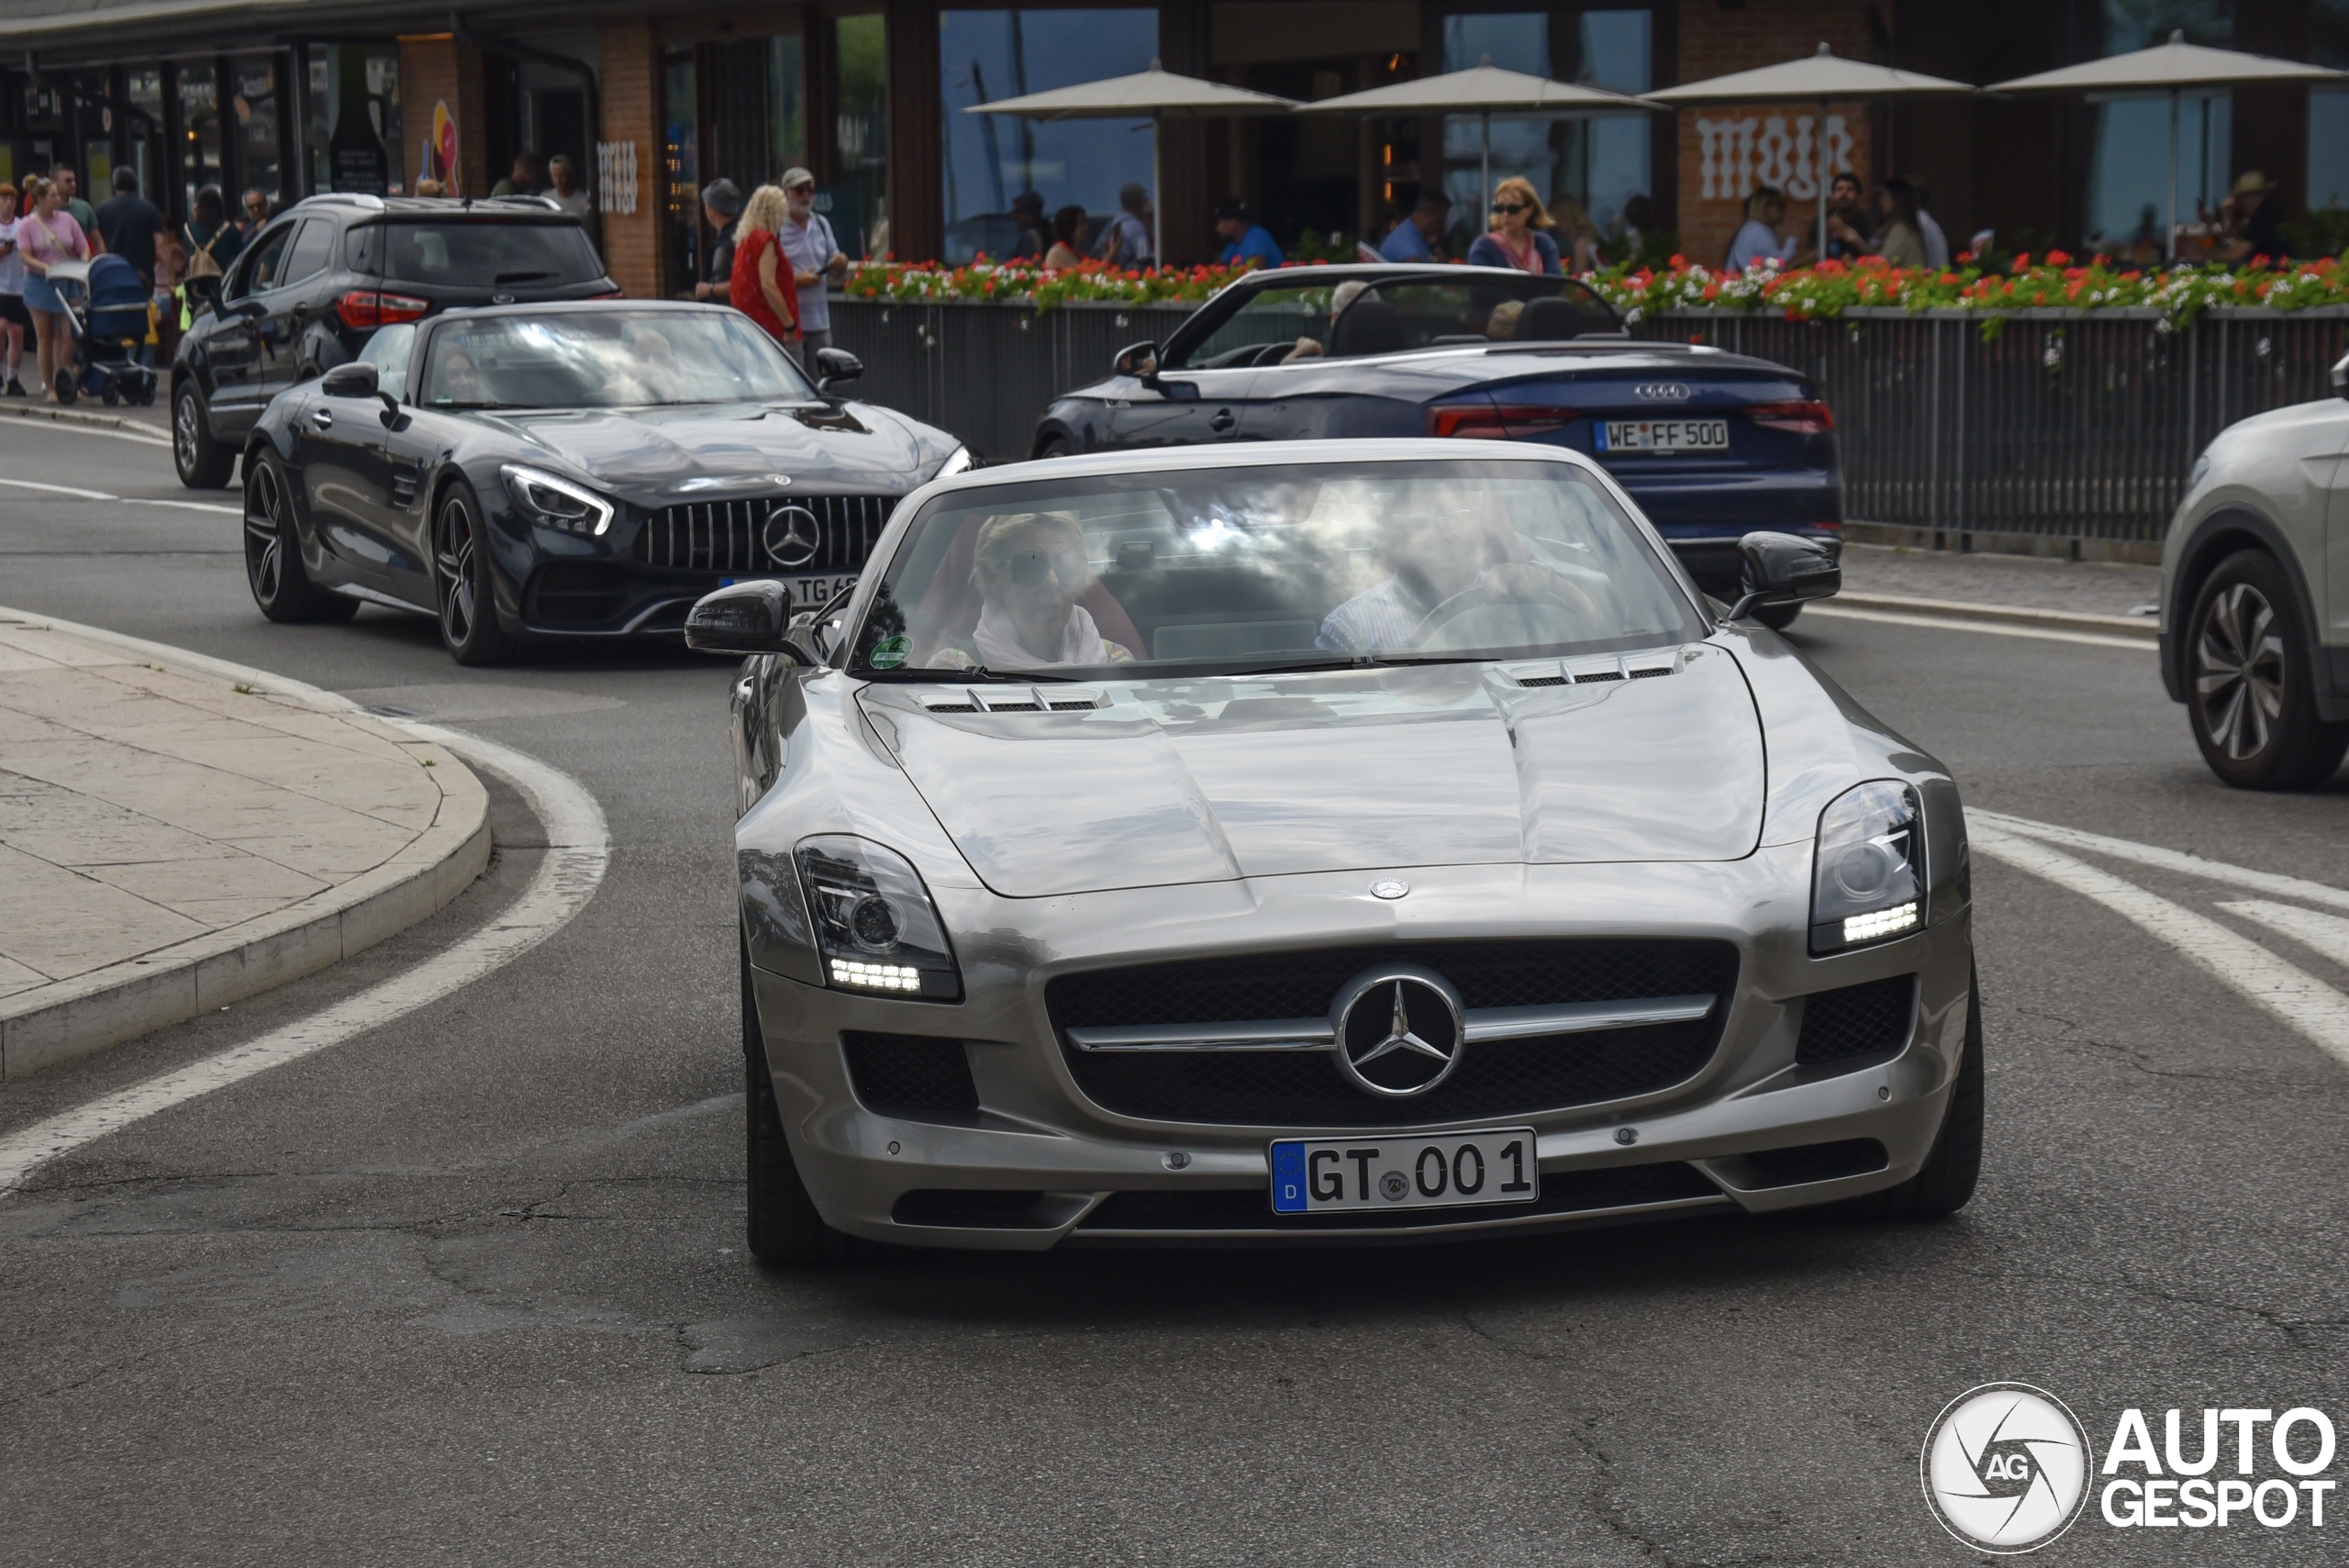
[933,511,1133,670]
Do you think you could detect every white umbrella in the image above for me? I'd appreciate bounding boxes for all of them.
[1294,59,1657,222]
[1647,44,1976,263]
[1988,32,2345,260]
[963,61,1300,265]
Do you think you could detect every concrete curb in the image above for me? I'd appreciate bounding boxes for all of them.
[0,608,492,1080]
[0,402,172,441]
[1829,591,2160,641]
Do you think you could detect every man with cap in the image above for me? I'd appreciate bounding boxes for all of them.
[1214,198,1283,269]
[696,178,744,302]
[778,167,848,359]
[2216,172,2286,262]
[1378,188,1451,261]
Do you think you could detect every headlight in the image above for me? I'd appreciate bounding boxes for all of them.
[934,445,976,479]
[501,463,614,536]
[795,835,962,1000]
[1810,781,1925,953]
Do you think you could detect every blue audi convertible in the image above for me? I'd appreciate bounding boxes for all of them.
[1030,263,1841,627]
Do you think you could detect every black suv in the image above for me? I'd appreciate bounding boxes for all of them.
[173,194,617,488]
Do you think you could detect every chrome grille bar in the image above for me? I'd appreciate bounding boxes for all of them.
[637,493,899,573]
[1066,995,1716,1052]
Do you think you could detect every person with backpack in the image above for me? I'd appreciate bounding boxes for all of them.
[180,186,241,330]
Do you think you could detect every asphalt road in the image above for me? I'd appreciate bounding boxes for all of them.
[3,415,2346,1566]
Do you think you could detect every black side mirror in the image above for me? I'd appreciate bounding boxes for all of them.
[1727,532,1842,621]
[321,361,379,399]
[184,274,222,310]
[813,347,862,395]
[685,580,826,663]
[1113,339,1160,382]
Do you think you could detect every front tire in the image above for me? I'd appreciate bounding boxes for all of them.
[744,946,851,1265]
[431,480,513,666]
[2186,550,2349,790]
[244,453,358,624]
[173,380,236,488]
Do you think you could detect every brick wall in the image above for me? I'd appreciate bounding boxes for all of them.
[1674,3,1877,270]
[397,36,488,199]
[597,21,662,299]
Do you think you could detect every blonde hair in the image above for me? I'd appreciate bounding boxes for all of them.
[735,183,791,240]
[1744,186,1784,224]
[20,175,51,206]
[1491,177,1553,231]
[973,511,1087,580]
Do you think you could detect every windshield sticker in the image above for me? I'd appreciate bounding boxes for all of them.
[868,634,909,670]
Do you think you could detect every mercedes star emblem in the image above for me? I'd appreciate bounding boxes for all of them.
[763,504,822,570]
[1330,967,1465,1097]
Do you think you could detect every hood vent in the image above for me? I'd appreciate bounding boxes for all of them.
[1504,648,1690,689]
[918,687,1107,715]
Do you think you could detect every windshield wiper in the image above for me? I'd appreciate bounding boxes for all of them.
[859,664,1092,684]
[1204,653,1486,677]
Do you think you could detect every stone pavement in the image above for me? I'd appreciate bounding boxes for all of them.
[0,611,488,1078]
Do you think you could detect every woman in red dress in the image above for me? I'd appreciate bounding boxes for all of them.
[729,184,802,350]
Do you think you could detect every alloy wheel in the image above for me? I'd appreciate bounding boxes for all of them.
[243,462,284,604]
[2194,582,2286,762]
[437,493,481,646]
[174,392,199,468]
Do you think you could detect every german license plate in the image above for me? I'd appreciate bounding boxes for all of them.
[1270,1128,1540,1215]
[718,572,859,609]
[1598,418,1729,455]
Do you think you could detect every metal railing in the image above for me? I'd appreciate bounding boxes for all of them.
[830,298,2348,543]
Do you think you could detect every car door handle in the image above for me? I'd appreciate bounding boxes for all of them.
[310,409,333,430]
[1208,408,1236,434]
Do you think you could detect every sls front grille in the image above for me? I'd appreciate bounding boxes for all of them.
[633,494,896,574]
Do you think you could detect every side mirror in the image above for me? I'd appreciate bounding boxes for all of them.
[321,361,379,399]
[184,274,223,310]
[813,347,862,395]
[1112,339,1160,382]
[685,580,826,663]
[1727,532,1842,621]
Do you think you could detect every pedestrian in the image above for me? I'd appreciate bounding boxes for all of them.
[492,152,545,199]
[544,154,591,217]
[17,175,91,404]
[1912,180,1952,268]
[1872,177,1927,267]
[2215,172,2285,262]
[1821,172,1867,261]
[1096,182,1154,270]
[1549,194,1603,274]
[729,183,801,351]
[1377,188,1451,261]
[95,166,164,288]
[695,178,744,302]
[1214,199,1284,268]
[181,186,242,317]
[150,228,184,368]
[239,188,272,235]
[54,167,102,245]
[1467,177,1561,274]
[1007,190,1047,260]
[1043,205,1091,270]
[1726,186,1801,271]
[778,168,846,359]
[1611,192,1656,261]
[0,183,28,395]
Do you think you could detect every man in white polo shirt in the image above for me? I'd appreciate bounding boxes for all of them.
[778,167,849,361]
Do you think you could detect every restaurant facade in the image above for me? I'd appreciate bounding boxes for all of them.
[4,0,2341,299]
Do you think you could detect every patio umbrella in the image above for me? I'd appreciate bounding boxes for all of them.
[1295,58,1658,223]
[963,61,1300,265]
[1987,32,2345,260]
[1646,44,1976,263]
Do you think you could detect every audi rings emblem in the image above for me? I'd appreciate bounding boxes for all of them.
[1632,382,1691,401]
[1329,966,1466,1097]
[763,504,822,569]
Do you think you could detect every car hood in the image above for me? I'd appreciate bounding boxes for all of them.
[859,648,1766,897]
[490,401,940,499]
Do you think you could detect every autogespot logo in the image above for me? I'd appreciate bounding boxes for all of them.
[1921,1384,2092,1553]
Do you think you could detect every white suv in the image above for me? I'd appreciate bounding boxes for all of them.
[2161,351,2349,789]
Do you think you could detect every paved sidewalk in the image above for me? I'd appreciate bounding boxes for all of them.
[1837,540,2162,620]
[0,612,489,1078]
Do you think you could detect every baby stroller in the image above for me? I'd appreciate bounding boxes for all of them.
[46,254,160,407]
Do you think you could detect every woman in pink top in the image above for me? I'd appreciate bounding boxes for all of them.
[17,175,91,404]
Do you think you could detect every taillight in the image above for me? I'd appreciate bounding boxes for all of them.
[336,290,431,329]
[1427,405,1581,439]
[1744,400,1834,435]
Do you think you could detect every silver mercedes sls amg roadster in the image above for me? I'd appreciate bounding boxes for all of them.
[688,439,1979,1260]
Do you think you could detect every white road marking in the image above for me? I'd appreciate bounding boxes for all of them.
[0,473,240,516]
[1973,810,2349,915]
[0,727,610,1195]
[2217,901,2349,970]
[1971,825,2349,1067]
[0,414,173,448]
[1806,604,2150,651]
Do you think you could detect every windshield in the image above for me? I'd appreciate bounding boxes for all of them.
[1170,276,1618,369]
[421,310,816,408]
[848,459,1703,678]
[373,220,605,288]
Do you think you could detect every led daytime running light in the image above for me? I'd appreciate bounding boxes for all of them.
[501,463,614,537]
[829,959,922,992]
[1842,902,1920,944]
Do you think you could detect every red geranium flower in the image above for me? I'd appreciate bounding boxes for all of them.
[2046,250,2073,267]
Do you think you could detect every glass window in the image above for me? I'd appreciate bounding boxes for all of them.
[281,218,335,284]
[1442,12,1553,253]
[225,221,295,300]
[1442,11,1650,250]
[421,309,816,408]
[850,458,1702,675]
[308,44,401,196]
[2087,0,2233,250]
[2310,1,2349,215]
[833,14,890,259]
[358,321,417,401]
[662,45,699,291]
[177,63,222,219]
[938,8,1158,263]
[1170,275,1616,367]
[378,220,605,287]
[233,56,284,206]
